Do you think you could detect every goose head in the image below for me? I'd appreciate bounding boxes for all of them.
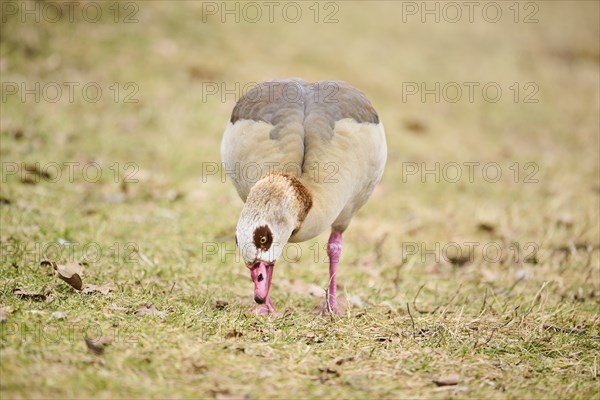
[236,173,312,306]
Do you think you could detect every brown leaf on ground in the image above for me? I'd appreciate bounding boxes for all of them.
[82,283,112,295]
[225,330,243,339]
[212,388,246,400]
[134,303,165,317]
[334,356,356,365]
[403,118,427,134]
[480,268,498,283]
[85,336,112,355]
[477,222,496,233]
[40,260,56,269]
[213,300,229,310]
[24,163,52,179]
[0,306,14,322]
[305,332,324,344]
[318,367,340,382]
[108,304,128,312]
[51,311,66,320]
[13,288,47,301]
[190,361,207,373]
[54,262,84,290]
[307,284,325,297]
[347,294,364,308]
[433,374,460,386]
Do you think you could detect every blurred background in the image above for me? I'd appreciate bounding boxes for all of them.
[1,1,599,398]
[2,0,598,266]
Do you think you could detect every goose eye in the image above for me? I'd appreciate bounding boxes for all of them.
[253,225,273,251]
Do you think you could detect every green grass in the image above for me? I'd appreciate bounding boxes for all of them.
[1,1,599,398]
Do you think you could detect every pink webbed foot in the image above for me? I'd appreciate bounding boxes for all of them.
[253,296,275,315]
[319,297,342,316]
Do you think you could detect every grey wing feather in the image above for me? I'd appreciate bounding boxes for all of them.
[222,79,382,201]
[221,79,308,200]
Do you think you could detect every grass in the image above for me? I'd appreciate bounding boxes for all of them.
[1,1,599,398]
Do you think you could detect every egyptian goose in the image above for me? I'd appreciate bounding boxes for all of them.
[221,78,387,314]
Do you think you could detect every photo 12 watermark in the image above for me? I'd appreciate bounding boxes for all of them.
[401,162,540,184]
[200,80,341,104]
[199,239,540,266]
[200,1,340,24]
[1,321,139,346]
[401,240,539,265]
[399,1,540,24]
[1,162,140,185]
[1,1,140,24]
[1,82,139,104]
[1,240,141,268]
[401,82,539,104]
[201,162,340,184]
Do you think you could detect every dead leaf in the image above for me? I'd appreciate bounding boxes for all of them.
[307,284,325,297]
[51,311,66,320]
[40,260,56,269]
[318,367,340,382]
[85,336,112,355]
[213,300,229,310]
[347,294,364,308]
[134,303,165,318]
[404,118,427,134]
[447,254,471,267]
[334,356,356,365]
[82,283,112,295]
[319,367,340,375]
[188,65,217,80]
[191,361,207,373]
[107,304,128,312]
[225,330,243,339]
[13,288,47,301]
[54,262,84,290]
[477,222,496,233]
[556,213,574,228]
[0,306,14,322]
[433,374,460,386]
[211,388,245,400]
[305,333,324,344]
[480,268,498,283]
[24,163,52,179]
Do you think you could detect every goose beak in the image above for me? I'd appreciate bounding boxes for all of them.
[248,261,274,304]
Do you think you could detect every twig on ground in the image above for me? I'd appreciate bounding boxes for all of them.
[478,288,489,317]
[413,284,440,314]
[439,285,462,316]
[543,324,586,335]
[406,302,416,339]
[473,327,498,350]
[413,284,461,315]
[393,257,408,295]
[374,232,388,265]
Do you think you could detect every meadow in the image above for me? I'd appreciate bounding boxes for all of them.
[1,1,599,398]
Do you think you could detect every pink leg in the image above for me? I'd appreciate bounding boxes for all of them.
[323,231,343,315]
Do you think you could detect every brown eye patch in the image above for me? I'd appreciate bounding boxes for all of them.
[253,225,272,251]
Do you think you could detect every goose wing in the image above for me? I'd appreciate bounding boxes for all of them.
[221,79,307,201]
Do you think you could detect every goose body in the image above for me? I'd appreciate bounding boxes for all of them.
[221,78,387,314]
